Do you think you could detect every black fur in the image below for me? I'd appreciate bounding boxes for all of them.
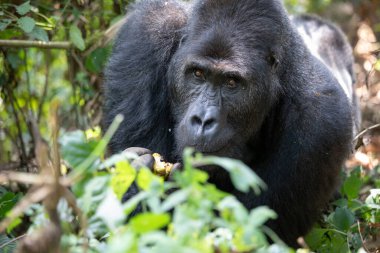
[292,14,360,134]
[103,0,355,247]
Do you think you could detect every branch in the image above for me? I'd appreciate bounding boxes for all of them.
[354,123,380,142]
[0,40,71,49]
[0,170,71,186]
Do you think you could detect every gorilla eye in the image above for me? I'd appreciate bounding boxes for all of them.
[193,69,205,79]
[226,78,238,89]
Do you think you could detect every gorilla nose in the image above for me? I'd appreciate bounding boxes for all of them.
[191,115,217,131]
[189,107,220,137]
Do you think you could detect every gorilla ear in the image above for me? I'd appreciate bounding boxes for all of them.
[267,53,280,71]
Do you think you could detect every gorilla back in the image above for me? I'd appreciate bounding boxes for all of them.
[103,0,354,247]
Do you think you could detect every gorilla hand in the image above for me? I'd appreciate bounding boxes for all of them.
[121,147,181,206]
[123,147,181,180]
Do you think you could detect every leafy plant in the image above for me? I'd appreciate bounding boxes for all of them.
[2,127,293,253]
[305,167,380,252]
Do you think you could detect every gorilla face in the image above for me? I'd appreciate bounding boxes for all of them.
[169,29,281,159]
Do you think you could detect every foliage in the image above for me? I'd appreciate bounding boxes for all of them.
[0,0,380,253]
[2,128,293,253]
[305,167,380,252]
[0,0,126,167]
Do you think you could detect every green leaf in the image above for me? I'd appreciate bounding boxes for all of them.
[129,213,170,234]
[343,174,362,200]
[0,233,17,253]
[106,232,137,253]
[305,228,329,250]
[69,25,85,51]
[16,1,31,15]
[328,232,349,253]
[6,52,23,69]
[305,228,350,252]
[60,130,99,170]
[198,154,266,194]
[110,160,136,200]
[138,232,185,253]
[365,189,380,205]
[218,196,249,223]
[0,192,22,219]
[85,47,109,73]
[136,168,163,191]
[233,228,267,252]
[0,19,11,31]
[7,217,22,233]
[123,191,149,216]
[160,188,190,212]
[96,190,125,230]
[28,26,49,42]
[17,16,35,33]
[332,207,355,231]
[80,176,109,214]
[248,206,277,227]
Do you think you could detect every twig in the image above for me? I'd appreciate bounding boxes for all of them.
[37,51,51,123]
[0,186,52,232]
[2,128,21,159]
[72,51,87,73]
[0,170,71,186]
[353,123,380,143]
[66,50,80,127]
[357,221,370,253]
[0,162,20,171]
[0,234,27,249]
[6,89,28,167]
[0,40,71,49]
[23,49,33,118]
[63,188,87,232]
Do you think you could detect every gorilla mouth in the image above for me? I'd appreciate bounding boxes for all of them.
[188,143,228,156]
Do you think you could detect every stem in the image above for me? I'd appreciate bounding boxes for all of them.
[0,40,71,49]
[354,123,380,142]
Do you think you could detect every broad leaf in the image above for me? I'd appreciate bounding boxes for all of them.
[16,1,31,15]
[0,234,17,253]
[343,174,362,200]
[160,188,190,212]
[69,25,85,51]
[136,168,163,191]
[96,190,125,230]
[85,47,109,73]
[196,155,266,194]
[111,160,136,200]
[29,26,49,42]
[129,213,170,234]
[0,192,22,219]
[332,207,355,231]
[0,19,11,31]
[17,16,35,33]
[248,206,277,227]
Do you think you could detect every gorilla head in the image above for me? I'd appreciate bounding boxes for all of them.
[168,1,287,160]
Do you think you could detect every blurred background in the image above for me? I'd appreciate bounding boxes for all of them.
[0,0,379,172]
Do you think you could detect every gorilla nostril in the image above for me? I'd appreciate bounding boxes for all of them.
[204,118,216,130]
[191,115,202,126]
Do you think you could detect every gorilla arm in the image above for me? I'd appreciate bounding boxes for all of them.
[103,0,188,159]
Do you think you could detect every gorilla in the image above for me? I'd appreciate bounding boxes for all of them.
[103,0,357,247]
[292,14,360,135]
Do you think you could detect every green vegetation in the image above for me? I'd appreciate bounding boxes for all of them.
[1,1,380,252]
